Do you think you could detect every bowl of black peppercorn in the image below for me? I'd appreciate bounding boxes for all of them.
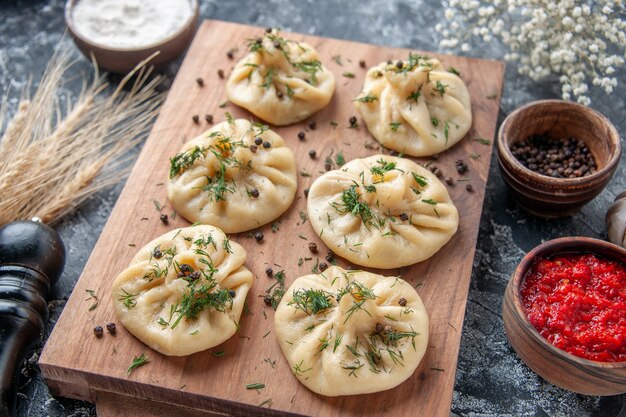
[497,100,621,217]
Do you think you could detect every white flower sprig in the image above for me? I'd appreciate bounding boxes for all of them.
[437,0,626,105]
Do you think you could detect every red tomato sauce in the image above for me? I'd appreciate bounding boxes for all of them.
[520,253,626,362]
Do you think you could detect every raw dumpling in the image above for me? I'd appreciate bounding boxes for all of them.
[354,53,472,157]
[111,225,253,356]
[275,266,429,396]
[226,28,335,126]
[167,117,297,233]
[307,154,459,268]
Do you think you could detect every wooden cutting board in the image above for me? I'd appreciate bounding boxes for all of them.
[40,19,504,417]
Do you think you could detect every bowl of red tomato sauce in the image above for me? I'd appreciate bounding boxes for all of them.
[503,237,626,395]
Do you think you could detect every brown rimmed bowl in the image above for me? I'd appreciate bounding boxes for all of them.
[497,100,621,218]
[502,237,626,396]
[64,0,199,73]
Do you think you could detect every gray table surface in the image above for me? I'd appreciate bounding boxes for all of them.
[2,0,625,416]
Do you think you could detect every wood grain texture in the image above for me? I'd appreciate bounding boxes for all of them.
[40,20,504,417]
[502,237,626,396]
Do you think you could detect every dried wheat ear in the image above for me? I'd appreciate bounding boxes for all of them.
[0,47,165,226]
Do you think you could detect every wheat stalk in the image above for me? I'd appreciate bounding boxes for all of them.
[0,46,164,226]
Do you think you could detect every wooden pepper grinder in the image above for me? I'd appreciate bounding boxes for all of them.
[0,220,65,416]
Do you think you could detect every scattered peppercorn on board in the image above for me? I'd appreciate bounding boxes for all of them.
[40,19,504,417]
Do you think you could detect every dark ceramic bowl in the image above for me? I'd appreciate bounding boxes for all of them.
[497,100,621,218]
[502,237,626,395]
[65,0,199,73]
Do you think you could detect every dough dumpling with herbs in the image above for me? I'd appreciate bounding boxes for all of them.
[167,117,297,233]
[354,54,472,157]
[111,225,253,356]
[274,266,429,396]
[307,155,459,269]
[226,28,336,126]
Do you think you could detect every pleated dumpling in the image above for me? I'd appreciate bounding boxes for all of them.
[226,28,335,126]
[307,155,459,268]
[275,266,429,396]
[111,225,253,356]
[354,54,472,157]
[167,117,297,233]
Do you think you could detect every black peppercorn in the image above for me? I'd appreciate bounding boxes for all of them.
[324,162,332,171]
[256,37,263,44]
[250,188,260,198]
[188,271,200,281]
[298,131,306,141]
[254,232,264,242]
[254,137,263,145]
[308,121,317,130]
[319,262,328,272]
[396,60,403,69]
[94,326,103,338]
[375,323,383,333]
[229,290,236,298]
[264,294,272,306]
[455,159,468,174]
[510,135,596,179]
[399,213,409,221]
[249,144,258,153]
[349,116,358,127]
[226,50,234,60]
[265,267,273,277]
[160,214,169,225]
[192,115,200,124]
[106,322,116,335]
[276,91,283,98]
[180,264,191,273]
[153,249,163,259]
[359,60,366,68]
[466,184,473,192]
[263,141,271,149]
[398,297,407,307]
[265,27,272,33]
[304,188,310,197]
[196,77,204,87]
[308,149,316,159]
[217,69,225,79]
[308,242,318,253]
[444,177,454,185]
[274,41,281,49]
[205,114,213,124]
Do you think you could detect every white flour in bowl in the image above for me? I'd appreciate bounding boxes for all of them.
[71,0,193,49]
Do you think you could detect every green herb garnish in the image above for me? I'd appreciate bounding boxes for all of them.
[411,172,428,187]
[433,80,447,98]
[473,137,491,145]
[169,146,206,179]
[118,289,138,309]
[354,94,378,103]
[289,288,333,315]
[335,151,346,167]
[127,353,149,375]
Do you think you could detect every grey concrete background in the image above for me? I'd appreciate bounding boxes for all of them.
[1,0,625,416]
